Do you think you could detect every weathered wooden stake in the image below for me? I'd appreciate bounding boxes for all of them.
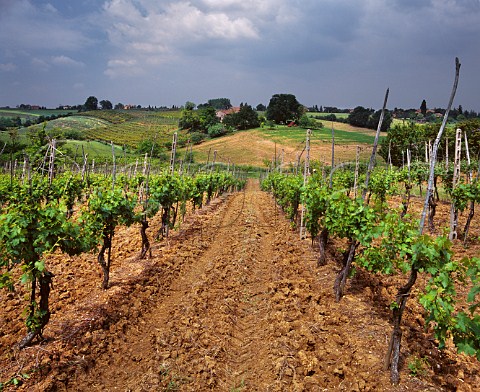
[299,129,311,240]
[389,58,461,386]
[169,132,178,174]
[449,128,462,240]
[353,145,360,198]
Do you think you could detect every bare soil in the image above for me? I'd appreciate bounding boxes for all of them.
[1,180,479,391]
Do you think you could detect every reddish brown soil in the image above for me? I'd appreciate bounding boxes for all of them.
[1,180,479,391]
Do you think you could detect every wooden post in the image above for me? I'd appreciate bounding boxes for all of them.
[81,145,87,182]
[464,131,472,182]
[362,88,389,200]
[445,137,449,169]
[406,148,411,175]
[389,58,461,386]
[22,156,27,183]
[329,122,335,188]
[111,141,116,189]
[134,158,139,177]
[48,139,57,185]
[280,149,285,173]
[449,128,462,240]
[143,153,148,176]
[169,132,178,174]
[299,129,311,240]
[353,145,360,198]
[187,143,193,174]
[211,150,217,173]
[387,141,392,169]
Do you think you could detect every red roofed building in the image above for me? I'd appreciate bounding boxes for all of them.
[216,107,240,121]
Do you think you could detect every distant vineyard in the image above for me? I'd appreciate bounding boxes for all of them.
[78,110,181,148]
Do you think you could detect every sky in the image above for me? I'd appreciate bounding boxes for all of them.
[1,0,479,111]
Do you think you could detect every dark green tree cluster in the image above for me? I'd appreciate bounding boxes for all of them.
[178,102,220,135]
[83,96,113,111]
[198,98,232,110]
[223,103,260,130]
[266,94,304,124]
[347,106,392,132]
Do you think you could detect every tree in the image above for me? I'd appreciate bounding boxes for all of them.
[207,123,229,138]
[420,99,427,116]
[379,123,423,166]
[114,103,124,110]
[298,114,321,129]
[457,118,480,158]
[179,107,200,131]
[84,96,98,111]
[198,106,219,131]
[100,100,113,110]
[347,106,373,128]
[223,103,260,130]
[184,101,196,110]
[179,103,218,133]
[207,98,232,110]
[367,109,393,132]
[266,94,303,124]
[256,103,267,111]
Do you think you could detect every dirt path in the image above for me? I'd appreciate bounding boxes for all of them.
[3,180,479,391]
[59,181,444,391]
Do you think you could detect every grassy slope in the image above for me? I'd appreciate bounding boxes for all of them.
[187,123,382,167]
[0,109,76,119]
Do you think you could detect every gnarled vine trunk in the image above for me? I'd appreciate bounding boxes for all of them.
[334,240,357,301]
[384,267,418,384]
[19,271,54,349]
[98,229,113,290]
[139,217,151,259]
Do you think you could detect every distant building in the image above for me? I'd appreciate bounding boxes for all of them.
[216,107,240,121]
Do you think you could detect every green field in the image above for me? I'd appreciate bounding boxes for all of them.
[307,112,350,119]
[257,124,381,145]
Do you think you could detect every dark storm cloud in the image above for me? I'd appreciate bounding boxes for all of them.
[0,0,479,110]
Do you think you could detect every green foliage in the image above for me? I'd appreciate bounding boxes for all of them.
[84,96,98,111]
[451,182,480,211]
[298,114,322,129]
[417,236,457,348]
[323,192,376,246]
[207,123,229,138]
[452,257,480,359]
[266,94,303,124]
[261,172,303,223]
[358,210,416,274]
[408,356,428,377]
[223,104,260,130]
[137,139,168,159]
[302,176,329,239]
[347,106,392,131]
[179,105,219,134]
[0,174,96,337]
[206,98,232,110]
[87,186,138,233]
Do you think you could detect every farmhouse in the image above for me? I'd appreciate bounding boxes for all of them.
[216,106,240,121]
